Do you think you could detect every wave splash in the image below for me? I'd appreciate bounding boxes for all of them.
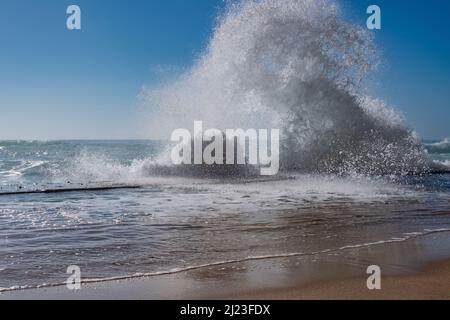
[426,138,450,154]
[141,0,437,176]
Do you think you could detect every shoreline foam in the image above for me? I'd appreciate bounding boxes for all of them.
[1,229,449,300]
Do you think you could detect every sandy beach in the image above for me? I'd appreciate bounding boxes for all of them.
[230,260,450,300]
[1,229,449,300]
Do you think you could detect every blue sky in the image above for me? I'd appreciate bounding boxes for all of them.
[0,0,449,140]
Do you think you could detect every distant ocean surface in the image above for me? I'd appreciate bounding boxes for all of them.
[0,139,450,292]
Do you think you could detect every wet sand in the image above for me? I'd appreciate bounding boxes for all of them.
[229,260,450,300]
[1,231,449,300]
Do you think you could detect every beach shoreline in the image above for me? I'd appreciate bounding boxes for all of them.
[227,260,450,300]
[1,230,449,300]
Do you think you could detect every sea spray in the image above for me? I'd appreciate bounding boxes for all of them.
[142,0,432,176]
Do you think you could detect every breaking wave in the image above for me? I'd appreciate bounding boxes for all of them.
[425,138,450,154]
[142,0,435,176]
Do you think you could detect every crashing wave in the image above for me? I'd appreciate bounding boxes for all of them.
[425,138,450,154]
[140,0,439,176]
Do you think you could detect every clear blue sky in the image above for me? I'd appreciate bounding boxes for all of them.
[0,0,449,140]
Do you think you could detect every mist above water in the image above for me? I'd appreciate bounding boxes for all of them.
[142,0,436,176]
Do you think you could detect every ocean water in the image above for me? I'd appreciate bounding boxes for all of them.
[0,139,449,291]
[1,0,450,292]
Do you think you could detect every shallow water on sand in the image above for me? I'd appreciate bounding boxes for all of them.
[0,140,450,291]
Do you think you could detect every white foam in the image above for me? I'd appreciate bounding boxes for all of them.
[434,159,450,168]
[0,160,47,179]
[141,0,429,175]
[426,138,450,149]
